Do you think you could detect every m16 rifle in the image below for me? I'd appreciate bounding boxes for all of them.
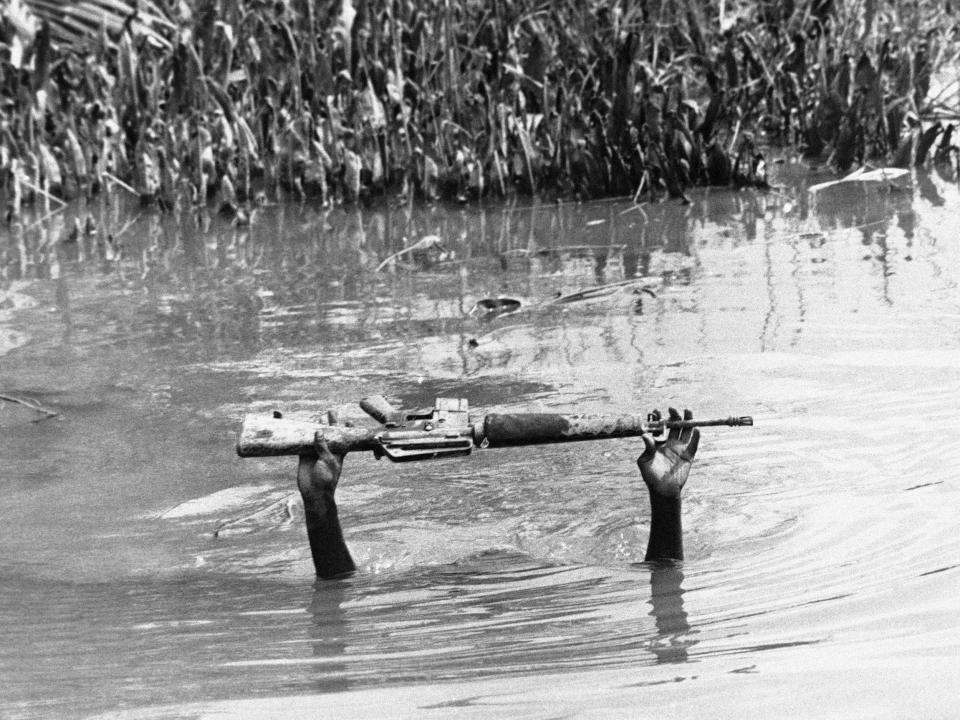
[236,396,753,462]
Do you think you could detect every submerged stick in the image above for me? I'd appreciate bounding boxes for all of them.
[0,393,60,422]
[110,214,143,241]
[375,235,444,272]
[24,205,68,232]
[16,177,67,207]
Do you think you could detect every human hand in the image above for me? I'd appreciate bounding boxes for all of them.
[637,408,700,499]
[295,410,356,579]
[297,411,346,503]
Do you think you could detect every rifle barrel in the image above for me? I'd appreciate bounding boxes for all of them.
[658,416,754,429]
[479,413,752,447]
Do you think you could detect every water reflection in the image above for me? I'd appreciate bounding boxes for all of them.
[646,563,697,665]
[3,166,950,371]
[307,580,352,694]
[5,164,958,428]
[295,557,706,684]
[54,271,72,346]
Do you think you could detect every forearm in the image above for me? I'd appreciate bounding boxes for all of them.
[301,493,356,578]
[297,454,356,579]
[645,492,683,562]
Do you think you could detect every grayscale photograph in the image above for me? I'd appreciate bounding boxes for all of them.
[1,0,958,717]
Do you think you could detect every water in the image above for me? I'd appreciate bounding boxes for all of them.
[2,165,959,719]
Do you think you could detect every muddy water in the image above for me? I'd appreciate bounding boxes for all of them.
[1,167,959,719]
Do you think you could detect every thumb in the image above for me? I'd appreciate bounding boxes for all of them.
[314,432,337,459]
[636,434,658,466]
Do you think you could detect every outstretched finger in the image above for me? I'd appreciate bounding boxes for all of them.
[667,407,682,441]
[679,408,694,443]
[647,408,663,440]
[683,427,700,460]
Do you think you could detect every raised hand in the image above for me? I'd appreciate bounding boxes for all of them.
[637,408,700,499]
[638,408,700,562]
[296,410,355,578]
[297,439,344,509]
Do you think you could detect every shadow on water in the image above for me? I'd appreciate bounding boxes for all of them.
[3,164,960,718]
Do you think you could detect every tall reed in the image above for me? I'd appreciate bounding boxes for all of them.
[1,0,957,215]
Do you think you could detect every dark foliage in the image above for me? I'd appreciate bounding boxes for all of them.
[1,0,958,216]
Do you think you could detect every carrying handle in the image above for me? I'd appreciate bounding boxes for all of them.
[360,395,401,425]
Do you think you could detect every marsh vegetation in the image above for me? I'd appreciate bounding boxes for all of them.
[2,0,959,215]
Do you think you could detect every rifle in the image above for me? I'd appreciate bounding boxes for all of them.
[236,396,753,462]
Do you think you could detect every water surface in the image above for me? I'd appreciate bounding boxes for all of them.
[2,166,959,718]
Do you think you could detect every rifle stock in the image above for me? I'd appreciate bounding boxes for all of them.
[236,415,382,457]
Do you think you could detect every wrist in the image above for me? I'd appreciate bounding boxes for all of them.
[305,487,336,515]
[648,490,682,514]
[298,475,334,513]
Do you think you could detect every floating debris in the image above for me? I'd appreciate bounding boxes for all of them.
[808,167,911,194]
[0,393,60,426]
[469,297,523,320]
[549,279,657,305]
[375,235,446,272]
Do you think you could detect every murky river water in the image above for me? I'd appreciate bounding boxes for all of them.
[2,165,959,719]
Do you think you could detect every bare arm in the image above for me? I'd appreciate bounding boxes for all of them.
[297,430,356,579]
[638,408,700,562]
[294,405,698,574]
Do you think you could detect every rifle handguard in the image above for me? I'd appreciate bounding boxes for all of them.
[481,413,651,445]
